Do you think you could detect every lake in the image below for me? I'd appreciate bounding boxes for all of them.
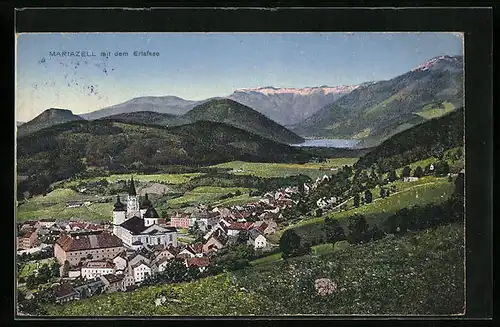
[292,139,360,148]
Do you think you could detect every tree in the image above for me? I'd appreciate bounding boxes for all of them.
[323,217,346,245]
[347,214,369,244]
[388,170,398,182]
[315,208,323,217]
[379,188,386,199]
[279,229,302,259]
[26,275,36,289]
[402,166,411,178]
[353,193,360,208]
[413,166,423,178]
[364,189,373,204]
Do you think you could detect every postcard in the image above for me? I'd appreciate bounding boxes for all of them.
[15,30,466,317]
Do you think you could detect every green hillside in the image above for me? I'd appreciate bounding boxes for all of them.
[184,99,304,144]
[17,120,313,198]
[44,223,464,315]
[354,108,464,172]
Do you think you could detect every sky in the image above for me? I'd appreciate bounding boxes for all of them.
[16,32,463,122]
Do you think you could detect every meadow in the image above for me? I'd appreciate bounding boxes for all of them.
[267,178,454,244]
[45,223,464,316]
[210,158,358,179]
[167,186,255,207]
[53,173,204,188]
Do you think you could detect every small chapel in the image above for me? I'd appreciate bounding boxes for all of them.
[112,176,178,250]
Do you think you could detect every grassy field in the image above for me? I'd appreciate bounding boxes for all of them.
[212,194,261,207]
[168,186,255,207]
[44,273,278,316]
[415,101,455,119]
[268,179,454,244]
[249,252,283,266]
[17,202,113,222]
[46,223,464,315]
[53,173,203,189]
[210,159,358,179]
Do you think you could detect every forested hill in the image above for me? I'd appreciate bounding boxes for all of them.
[16,120,313,197]
[354,107,464,172]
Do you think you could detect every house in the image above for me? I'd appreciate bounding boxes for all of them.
[17,228,39,250]
[403,176,419,182]
[177,246,196,260]
[81,260,116,280]
[227,222,254,236]
[169,212,193,229]
[131,261,151,283]
[20,220,41,232]
[187,243,204,257]
[113,251,128,272]
[73,277,106,299]
[153,245,179,262]
[202,230,228,253]
[54,283,80,304]
[186,257,210,272]
[203,222,228,241]
[100,274,126,293]
[54,230,124,266]
[247,229,267,249]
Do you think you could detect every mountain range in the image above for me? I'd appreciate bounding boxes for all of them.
[100,99,304,144]
[291,55,464,147]
[18,55,464,148]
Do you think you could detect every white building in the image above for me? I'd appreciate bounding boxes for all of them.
[81,260,116,280]
[131,261,151,283]
[112,177,178,251]
[248,229,267,249]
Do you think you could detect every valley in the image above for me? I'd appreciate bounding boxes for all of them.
[16,50,466,317]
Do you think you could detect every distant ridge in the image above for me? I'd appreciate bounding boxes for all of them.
[17,108,83,137]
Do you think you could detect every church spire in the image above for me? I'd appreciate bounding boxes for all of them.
[128,176,137,196]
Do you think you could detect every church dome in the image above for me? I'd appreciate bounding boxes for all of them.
[140,193,152,210]
[113,195,126,211]
[144,206,159,218]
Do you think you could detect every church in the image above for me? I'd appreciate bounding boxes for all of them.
[112,177,178,250]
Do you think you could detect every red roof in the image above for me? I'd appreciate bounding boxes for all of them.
[187,257,209,268]
[56,231,123,252]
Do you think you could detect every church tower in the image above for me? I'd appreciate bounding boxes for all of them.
[112,195,126,235]
[126,176,140,217]
[140,193,152,218]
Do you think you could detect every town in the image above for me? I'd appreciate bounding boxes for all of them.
[17,173,337,305]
